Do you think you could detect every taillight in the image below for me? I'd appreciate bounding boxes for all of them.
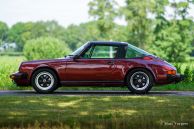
[162,65,176,75]
[167,70,176,75]
[143,56,153,60]
[162,65,172,70]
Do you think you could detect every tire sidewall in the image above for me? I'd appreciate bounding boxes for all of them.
[31,69,58,93]
[126,69,153,94]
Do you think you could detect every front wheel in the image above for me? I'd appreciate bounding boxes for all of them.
[126,69,154,94]
[31,69,58,93]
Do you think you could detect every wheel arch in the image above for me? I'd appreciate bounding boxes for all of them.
[30,66,60,85]
[124,67,156,85]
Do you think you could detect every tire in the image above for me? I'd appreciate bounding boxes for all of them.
[126,68,154,94]
[31,68,58,93]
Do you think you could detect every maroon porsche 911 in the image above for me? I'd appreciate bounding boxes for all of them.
[10,41,184,94]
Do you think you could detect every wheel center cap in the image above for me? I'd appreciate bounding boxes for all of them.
[43,79,46,83]
[138,79,142,83]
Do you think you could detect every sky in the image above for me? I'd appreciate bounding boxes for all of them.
[0,0,193,27]
[0,0,93,27]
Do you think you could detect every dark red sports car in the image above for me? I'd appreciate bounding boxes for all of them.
[10,41,184,94]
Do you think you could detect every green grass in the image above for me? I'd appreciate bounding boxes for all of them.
[0,56,25,89]
[0,51,23,56]
[0,95,193,129]
[0,55,194,91]
[154,82,194,91]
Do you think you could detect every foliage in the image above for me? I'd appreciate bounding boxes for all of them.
[173,62,194,83]
[184,65,193,82]
[62,22,101,50]
[8,21,65,51]
[149,0,194,62]
[88,0,118,39]
[24,37,71,60]
[0,56,25,89]
[88,0,194,62]
[121,0,157,48]
[120,0,193,62]
[0,0,193,62]
[0,21,8,41]
[150,21,192,62]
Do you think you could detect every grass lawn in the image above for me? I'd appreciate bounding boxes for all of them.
[0,95,193,129]
[153,82,194,91]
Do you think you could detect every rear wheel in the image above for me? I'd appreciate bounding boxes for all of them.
[126,69,153,94]
[31,69,58,93]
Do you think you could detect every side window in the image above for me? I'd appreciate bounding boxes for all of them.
[91,45,118,58]
[81,46,93,59]
[125,46,142,58]
[81,45,118,59]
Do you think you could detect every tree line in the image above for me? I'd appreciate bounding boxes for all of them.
[0,0,194,62]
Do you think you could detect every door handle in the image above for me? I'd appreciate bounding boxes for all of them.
[107,61,114,65]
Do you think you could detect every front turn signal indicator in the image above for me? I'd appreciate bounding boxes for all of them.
[167,70,176,75]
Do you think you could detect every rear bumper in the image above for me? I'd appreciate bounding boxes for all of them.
[167,74,184,83]
[10,72,29,86]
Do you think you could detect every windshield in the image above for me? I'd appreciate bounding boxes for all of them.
[70,43,88,56]
[126,44,152,58]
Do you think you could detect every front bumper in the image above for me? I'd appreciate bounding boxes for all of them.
[10,72,29,86]
[167,74,184,83]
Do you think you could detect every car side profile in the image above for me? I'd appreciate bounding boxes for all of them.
[10,41,184,94]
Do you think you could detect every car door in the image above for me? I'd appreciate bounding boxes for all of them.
[64,44,121,82]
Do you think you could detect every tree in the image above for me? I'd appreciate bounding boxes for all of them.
[0,21,9,42]
[8,22,27,50]
[62,22,101,50]
[8,21,65,51]
[88,0,118,39]
[24,37,71,60]
[150,0,193,62]
[122,0,156,48]
[151,22,192,62]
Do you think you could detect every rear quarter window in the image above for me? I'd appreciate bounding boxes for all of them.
[125,46,143,58]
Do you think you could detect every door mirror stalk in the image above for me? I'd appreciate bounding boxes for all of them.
[73,55,79,60]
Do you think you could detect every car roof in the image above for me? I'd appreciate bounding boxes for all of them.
[89,41,128,46]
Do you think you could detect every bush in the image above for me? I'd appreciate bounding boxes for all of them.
[173,63,194,82]
[24,37,71,60]
[0,56,25,89]
[173,63,181,74]
[183,66,193,82]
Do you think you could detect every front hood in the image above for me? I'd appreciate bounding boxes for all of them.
[21,58,69,65]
